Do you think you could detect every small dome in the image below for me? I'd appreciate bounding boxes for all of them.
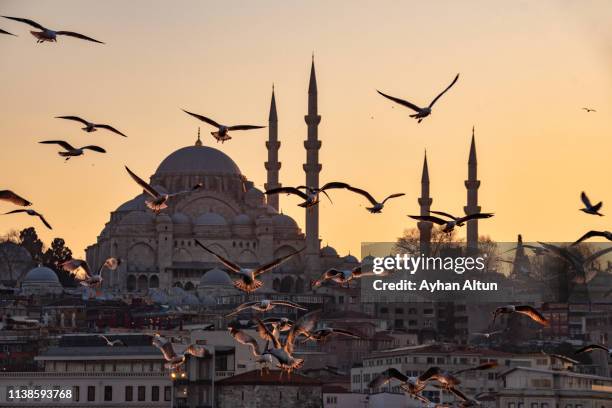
[343,254,359,263]
[22,266,60,284]
[245,187,264,199]
[119,211,155,226]
[200,268,233,286]
[155,145,241,175]
[321,245,338,258]
[233,214,252,225]
[195,212,227,226]
[172,212,191,224]
[272,213,298,228]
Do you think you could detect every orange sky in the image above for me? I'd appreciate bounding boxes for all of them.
[0,0,611,258]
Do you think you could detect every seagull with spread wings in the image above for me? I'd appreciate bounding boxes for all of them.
[56,116,127,137]
[418,362,497,390]
[227,299,307,317]
[0,190,31,207]
[582,107,596,113]
[39,140,106,161]
[228,326,274,372]
[182,109,265,143]
[2,16,104,44]
[195,240,304,293]
[152,334,210,371]
[538,242,612,283]
[311,265,381,288]
[301,327,360,343]
[580,191,604,216]
[98,334,126,347]
[265,182,350,208]
[575,344,611,356]
[344,185,405,213]
[492,304,549,327]
[408,211,494,233]
[3,209,52,230]
[368,368,428,402]
[61,257,121,288]
[572,230,612,246]
[377,73,459,123]
[125,166,202,213]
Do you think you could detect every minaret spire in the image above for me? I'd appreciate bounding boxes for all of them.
[265,85,281,211]
[464,126,481,253]
[195,127,202,146]
[304,57,322,280]
[418,150,433,255]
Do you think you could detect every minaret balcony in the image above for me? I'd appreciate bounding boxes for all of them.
[303,140,322,150]
[264,162,281,171]
[303,163,322,172]
[304,115,321,125]
[464,180,481,189]
[266,141,281,149]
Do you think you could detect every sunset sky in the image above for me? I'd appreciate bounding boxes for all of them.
[0,0,611,258]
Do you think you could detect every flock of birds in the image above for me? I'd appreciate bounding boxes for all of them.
[1,12,610,406]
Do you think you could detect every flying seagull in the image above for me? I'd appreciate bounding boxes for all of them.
[261,317,294,333]
[61,257,121,288]
[227,299,307,317]
[3,209,51,229]
[39,140,106,161]
[368,368,428,402]
[408,211,494,233]
[580,191,603,216]
[2,16,104,44]
[344,185,405,213]
[572,230,612,246]
[0,28,16,36]
[98,334,126,347]
[582,107,596,113]
[538,242,612,283]
[195,240,304,293]
[301,327,360,343]
[492,304,549,327]
[265,182,350,208]
[311,265,382,288]
[125,166,202,213]
[182,109,265,143]
[471,329,505,339]
[56,116,127,137]
[418,362,498,390]
[377,73,459,123]
[0,190,32,207]
[575,344,611,356]
[152,334,209,370]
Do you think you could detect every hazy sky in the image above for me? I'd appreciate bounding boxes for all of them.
[1,0,611,258]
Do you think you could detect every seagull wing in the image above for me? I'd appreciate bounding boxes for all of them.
[98,334,110,344]
[430,210,458,220]
[182,110,221,128]
[227,125,266,131]
[39,140,75,151]
[62,259,91,281]
[447,386,469,402]
[264,187,309,200]
[0,28,16,36]
[583,246,612,266]
[124,166,161,198]
[36,213,53,230]
[2,16,46,30]
[253,318,280,349]
[227,301,259,316]
[456,213,494,224]
[253,247,305,276]
[194,240,242,273]
[515,305,549,326]
[369,367,408,388]
[0,190,31,206]
[55,31,104,44]
[408,215,448,225]
[575,344,609,354]
[81,145,106,153]
[320,182,352,191]
[377,90,422,112]
[286,310,321,354]
[331,328,360,339]
[346,186,378,205]
[428,73,459,108]
[453,361,497,375]
[55,115,89,125]
[581,191,593,208]
[418,366,442,383]
[95,124,127,137]
[269,300,307,310]
[572,231,606,246]
[381,193,405,204]
[184,344,208,358]
[3,209,27,215]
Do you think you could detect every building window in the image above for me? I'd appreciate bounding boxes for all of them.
[87,386,96,402]
[125,386,133,402]
[138,386,146,401]
[152,386,159,402]
[73,386,80,402]
[104,386,112,402]
[164,386,171,402]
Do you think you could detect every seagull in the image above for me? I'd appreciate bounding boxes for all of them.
[152,334,209,371]
[39,140,106,161]
[227,299,307,317]
[492,304,549,327]
[125,166,202,213]
[228,326,274,372]
[538,242,612,283]
[582,107,596,113]
[0,28,16,36]
[2,16,103,44]
[301,327,360,343]
[182,109,265,143]
[98,334,126,347]
[3,209,51,229]
[344,185,405,213]
[572,230,612,246]
[418,362,497,390]
[61,257,121,288]
[408,211,494,233]
[471,329,505,339]
[575,344,611,356]
[0,190,32,207]
[261,317,294,333]
[265,183,350,208]
[580,191,603,216]
[55,116,127,137]
[368,368,427,402]
[377,73,459,123]
[311,265,381,288]
[195,240,304,293]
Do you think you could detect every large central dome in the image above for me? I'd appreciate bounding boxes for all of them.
[155,145,241,175]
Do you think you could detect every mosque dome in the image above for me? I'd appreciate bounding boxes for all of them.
[343,254,359,264]
[23,266,60,284]
[21,266,63,296]
[200,268,233,286]
[155,145,241,175]
[119,211,155,226]
[195,212,227,226]
[172,212,191,224]
[272,213,298,228]
[233,214,252,225]
[321,245,338,258]
[116,195,147,212]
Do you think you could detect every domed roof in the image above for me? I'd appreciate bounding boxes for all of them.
[233,214,252,225]
[195,212,227,226]
[156,145,241,175]
[172,212,191,224]
[272,213,298,228]
[119,211,155,226]
[343,254,359,263]
[22,266,60,284]
[200,268,233,286]
[321,245,338,257]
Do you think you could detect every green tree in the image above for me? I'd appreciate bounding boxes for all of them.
[43,238,76,287]
[18,227,44,264]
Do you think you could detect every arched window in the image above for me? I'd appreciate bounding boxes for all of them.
[137,275,148,291]
[126,275,136,292]
[149,275,159,289]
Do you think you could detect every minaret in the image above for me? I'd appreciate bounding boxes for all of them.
[264,85,281,211]
[464,127,481,253]
[418,151,433,255]
[304,57,322,277]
